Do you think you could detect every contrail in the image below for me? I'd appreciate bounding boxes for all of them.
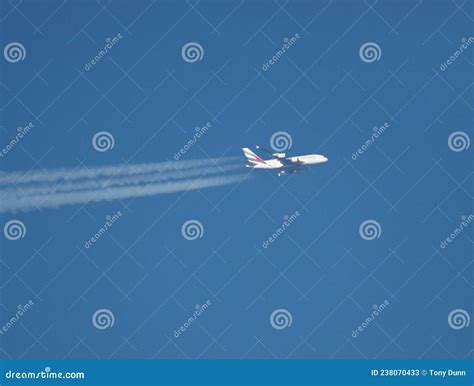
[0,156,239,186]
[1,163,241,199]
[0,174,244,213]
[0,157,247,213]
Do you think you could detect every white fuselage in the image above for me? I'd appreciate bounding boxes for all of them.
[251,154,328,169]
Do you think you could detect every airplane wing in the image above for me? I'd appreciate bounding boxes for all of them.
[279,157,304,167]
[255,146,287,160]
[254,146,303,168]
[277,158,305,175]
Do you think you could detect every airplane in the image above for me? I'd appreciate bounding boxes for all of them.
[242,146,328,176]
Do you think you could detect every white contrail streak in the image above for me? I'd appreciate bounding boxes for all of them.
[0,157,248,212]
[1,163,241,199]
[0,157,239,186]
[0,174,244,213]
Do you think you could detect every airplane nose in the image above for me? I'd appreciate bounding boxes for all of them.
[323,156,328,162]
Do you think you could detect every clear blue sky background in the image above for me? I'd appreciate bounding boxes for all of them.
[0,0,472,359]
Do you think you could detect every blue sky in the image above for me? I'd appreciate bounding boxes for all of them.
[0,0,472,359]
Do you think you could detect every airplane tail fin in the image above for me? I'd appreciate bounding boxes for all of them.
[242,148,266,165]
